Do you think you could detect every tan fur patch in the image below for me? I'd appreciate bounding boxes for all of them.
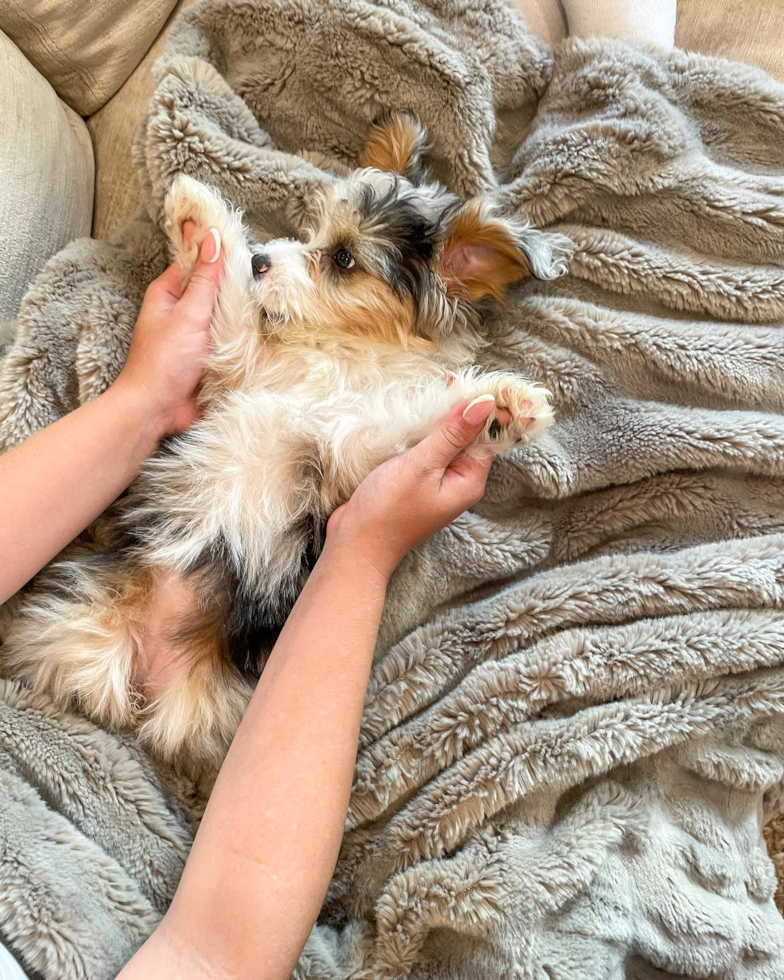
[314,263,436,351]
[438,202,531,302]
[137,570,210,695]
[360,112,424,176]
[111,564,249,769]
[138,628,252,772]
[5,550,245,770]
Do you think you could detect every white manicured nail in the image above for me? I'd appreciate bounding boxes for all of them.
[200,228,221,263]
[462,394,496,425]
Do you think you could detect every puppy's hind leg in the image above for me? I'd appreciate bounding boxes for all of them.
[130,567,256,770]
[2,557,149,729]
[138,655,254,772]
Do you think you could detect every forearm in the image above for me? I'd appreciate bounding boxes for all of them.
[121,538,388,980]
[0,379,165,604]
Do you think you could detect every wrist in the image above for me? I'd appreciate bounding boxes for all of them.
[105,373,169,452]
[319,531,397,589]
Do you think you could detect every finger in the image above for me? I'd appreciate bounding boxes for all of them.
[179,228,224,316]
[448,446,493,479]
[146,262,186,304]
[445,447,494,496]
[414,395,495,471]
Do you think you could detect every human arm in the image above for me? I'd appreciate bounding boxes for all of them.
[0,227,222,606]
[116,394,498,980]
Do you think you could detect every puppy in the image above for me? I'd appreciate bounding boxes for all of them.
[3,113,571,769]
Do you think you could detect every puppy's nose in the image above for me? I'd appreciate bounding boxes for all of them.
[252,253,272,277]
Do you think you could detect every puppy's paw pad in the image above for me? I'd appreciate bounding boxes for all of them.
[181,219,199,249]
[164,175,225,244]
[483,379,553,445]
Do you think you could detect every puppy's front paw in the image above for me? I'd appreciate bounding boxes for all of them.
[164,174,234,270]
[479,376,553,449]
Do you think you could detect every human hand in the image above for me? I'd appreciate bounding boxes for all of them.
[325,395,498,580]
[115,222,224,436]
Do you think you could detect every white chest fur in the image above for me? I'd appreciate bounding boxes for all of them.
[134,342,454,594]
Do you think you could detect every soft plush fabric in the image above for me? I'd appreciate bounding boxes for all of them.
[0,678,197,979]
[0,0,178,116]
[764,815,784,915]
[0,31,94,322]
[81,0,784,242]
[3,1,784,977]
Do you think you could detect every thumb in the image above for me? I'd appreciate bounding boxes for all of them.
[416,395,495,470]
[180,228,223,314]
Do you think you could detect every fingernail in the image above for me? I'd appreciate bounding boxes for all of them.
[462,394,496,425]
[200,228,221,263]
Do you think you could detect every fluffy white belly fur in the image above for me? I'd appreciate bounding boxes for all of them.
[137,348,541,592]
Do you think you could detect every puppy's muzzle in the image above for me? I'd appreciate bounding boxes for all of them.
[252,253,271,277]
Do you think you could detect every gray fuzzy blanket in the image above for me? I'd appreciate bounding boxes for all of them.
[2,1,784,977]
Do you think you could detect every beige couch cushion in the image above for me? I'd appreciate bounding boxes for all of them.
[676,0,784,82]
[0,0,178,116]
[0,31,94,320]
[88,0,193,240]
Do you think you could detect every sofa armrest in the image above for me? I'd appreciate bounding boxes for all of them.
[0,31,94,320]
[676,0,784,81]
[88,0,194,240]
[0,0,178,116]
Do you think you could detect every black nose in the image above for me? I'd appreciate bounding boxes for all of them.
[252,253,271,277]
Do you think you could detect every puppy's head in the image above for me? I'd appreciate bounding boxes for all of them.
[249,112,572,355]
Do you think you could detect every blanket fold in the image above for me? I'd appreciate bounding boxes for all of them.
[2,2,784,977]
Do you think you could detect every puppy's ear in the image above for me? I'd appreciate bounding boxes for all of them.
[438,201,573,302]
[360,110,427,184]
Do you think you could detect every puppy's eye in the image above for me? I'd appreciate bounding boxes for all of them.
[333,248,355,270]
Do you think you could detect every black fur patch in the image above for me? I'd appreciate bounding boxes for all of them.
[356,180,442,311]
[180,514,324,678]
[113,485,325,678]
